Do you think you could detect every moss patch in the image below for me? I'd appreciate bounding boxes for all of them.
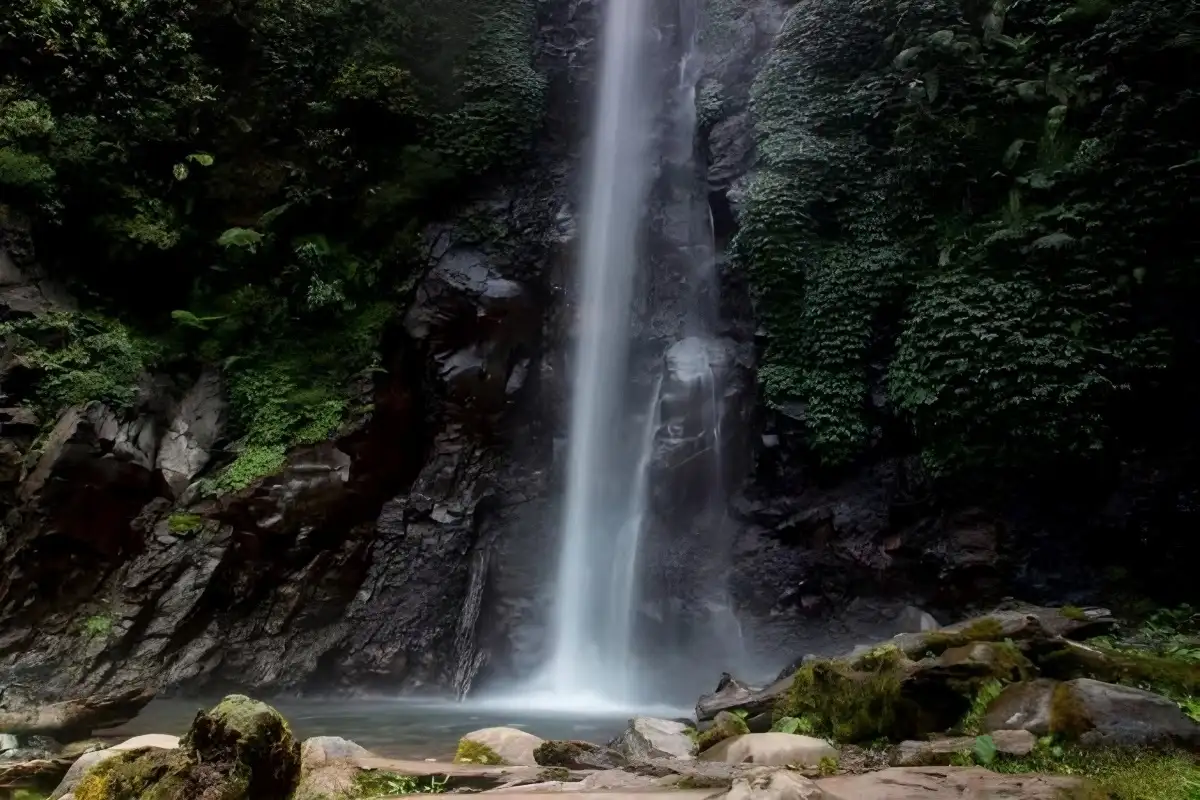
[167,513,204,534]
[991,745,1200,800]
[1061,606,1088,622]
[958,679,1005,735]
[921,618,1006,656]
[74,748,245,800]
[1039,642,1200,702]
[776,656,912,743]
[696,711,750,752]
[1049,682,1092,739]
[535,767,570,782]
[453,738,504,765]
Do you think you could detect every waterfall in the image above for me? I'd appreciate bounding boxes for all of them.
[604,376,664,698]
[532,0,728,709]
[542,0,654,705]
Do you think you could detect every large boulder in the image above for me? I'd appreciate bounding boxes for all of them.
[456,727,544,766]
[1052,678,1200,750]
[182,695,300,797]
[611,717,696,760]
[698,733,837,768]
[984,676,1200,750]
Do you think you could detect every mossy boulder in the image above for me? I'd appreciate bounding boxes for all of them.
[696,711,750,753]
[182,694,300,798]
[73,695,300,800]
[984,677,1200,751]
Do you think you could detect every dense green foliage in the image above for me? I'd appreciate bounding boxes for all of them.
[0,0,544,489]
[737,0,1198,475]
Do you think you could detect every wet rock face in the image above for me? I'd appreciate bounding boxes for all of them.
[0,0,580,700]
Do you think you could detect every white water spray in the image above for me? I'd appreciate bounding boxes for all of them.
[542,0,654,706]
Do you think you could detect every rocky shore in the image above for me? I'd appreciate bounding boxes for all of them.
[1,604,1196,799]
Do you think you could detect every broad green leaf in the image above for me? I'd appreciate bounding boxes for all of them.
[217,227,264,250]
[973,734,997,765]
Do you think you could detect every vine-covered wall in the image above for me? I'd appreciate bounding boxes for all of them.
[738,0,1198,478]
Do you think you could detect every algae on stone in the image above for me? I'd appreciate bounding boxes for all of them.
[72,747,247,800]
[776,656,911,743]
[1039,640,1200,702]
[453,739,504,765]
[696,711,750,753]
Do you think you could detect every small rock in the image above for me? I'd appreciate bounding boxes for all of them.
[0,733,18,753]
[610,717,696,760]
[895,605,940,633]
[459,727,545,766]
[745,713,773,734]
[698,733,837,767]
[983,679,1057,736]
[293,760,359,800]
[721,770,823,800]
[301,736,373,772]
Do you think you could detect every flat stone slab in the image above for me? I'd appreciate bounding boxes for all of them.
[816,766,1085,799]
[354,756,590,790]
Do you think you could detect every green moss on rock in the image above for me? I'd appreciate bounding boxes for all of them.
[454,738,504,765]
[182,694,300,799]
[1039,642,1200,701]
[167,513,204,534]
[74,748,247,800]
[777,656,911,743]
[921,618,1006,655]
[696,711,750,753]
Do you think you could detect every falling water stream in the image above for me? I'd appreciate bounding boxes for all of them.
[526,0,725,710]
[541,0,654,707]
